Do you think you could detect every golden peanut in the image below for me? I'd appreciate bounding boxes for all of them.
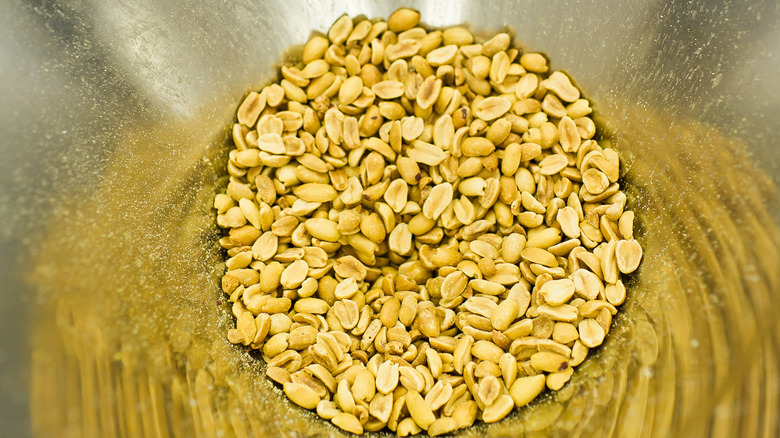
[217,11,639,434]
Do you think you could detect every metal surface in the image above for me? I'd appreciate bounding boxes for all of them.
[1,0,778,437]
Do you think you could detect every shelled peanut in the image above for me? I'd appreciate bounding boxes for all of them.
[215,7,642,436]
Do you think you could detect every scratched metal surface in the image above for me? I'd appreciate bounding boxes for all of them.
[0,1,778,436]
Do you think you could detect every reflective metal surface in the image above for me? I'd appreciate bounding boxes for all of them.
[1,1,778,437]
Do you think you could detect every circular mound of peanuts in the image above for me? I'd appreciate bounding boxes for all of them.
[215,8,643,436]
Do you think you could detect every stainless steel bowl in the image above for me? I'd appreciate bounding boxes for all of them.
[1,1,778,436]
